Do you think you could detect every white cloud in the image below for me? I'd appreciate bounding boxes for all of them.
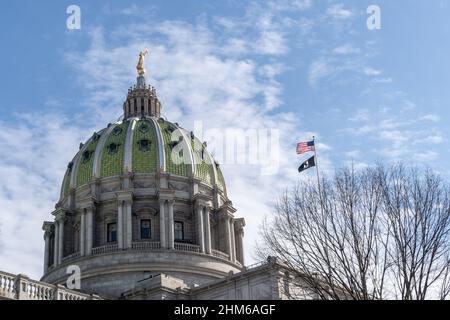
[420,114,441,123]
[308,58,332,87]
[327,3,353,20]
[372,77,393,84]
[255,30,288,55]
[343,107,444,163]
[345,149,361,158]
[0,114,87,277]
[333,44,360,55]
[364,67,382,76]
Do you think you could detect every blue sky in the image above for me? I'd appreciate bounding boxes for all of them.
[1,0,450,278]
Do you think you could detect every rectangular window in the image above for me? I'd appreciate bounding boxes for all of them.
[174,221,184,241]
[141,219,151,239]
[107,223,117,243]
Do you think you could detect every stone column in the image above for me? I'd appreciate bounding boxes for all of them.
[203,207,211,254]
[168,200,175,250]
[197,205,205,253]
[54,223,59,266]
[229,219,236,263]
[144,98,149,114]
[43,231,50,273]
[159,200,166,248]
[80,212,86,256]
[58,219,64,264]
[224,215,232,260]
[150,99,155,116]
[125,201,132,249]
[236,227,245,265]
[130,99,135,116]
[117,201,124,249]
[86,207,94,255]
[136,98,141,115]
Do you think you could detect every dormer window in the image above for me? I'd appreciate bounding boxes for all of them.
[107,143,120,155]
[82,150,92,163]
[138,139,151,152]
[112,126,123,136]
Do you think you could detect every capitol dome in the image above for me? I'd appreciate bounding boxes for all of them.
[41,53,245,298]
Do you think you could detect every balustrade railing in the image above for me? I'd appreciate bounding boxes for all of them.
[174,242,200,253]
[0,271,16,299]
[23,279,56,300]
[91,244,119,255]
[211,249,230,260]
[61,251,81,263]
[49,243,233,265]
[0,271,102,300]
[132,241,161,250]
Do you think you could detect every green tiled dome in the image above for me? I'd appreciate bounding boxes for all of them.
[60,117,226,198]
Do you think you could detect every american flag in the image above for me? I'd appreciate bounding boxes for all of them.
[296,140,315,154]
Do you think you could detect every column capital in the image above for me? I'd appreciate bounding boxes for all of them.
[42,221,53,233]
[158,188,176,202]
[218,200,236,216]
[234,218,245,230]
[52,208,67,222]
[78,197,97,211]
[234,217,246,234]
[195,200,206,210]
[116,190,133,203]
[219,209,234,220]
[193,193,213,205]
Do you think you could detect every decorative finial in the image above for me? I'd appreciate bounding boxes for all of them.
[136,49,149,76]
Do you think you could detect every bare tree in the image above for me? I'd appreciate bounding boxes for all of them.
[258,164,450,300]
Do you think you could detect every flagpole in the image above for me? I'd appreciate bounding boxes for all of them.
[312,136,322,197]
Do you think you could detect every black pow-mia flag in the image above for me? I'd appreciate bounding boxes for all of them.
[298,155,316,173]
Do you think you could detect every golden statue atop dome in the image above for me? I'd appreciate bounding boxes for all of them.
[136,49,148,76]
